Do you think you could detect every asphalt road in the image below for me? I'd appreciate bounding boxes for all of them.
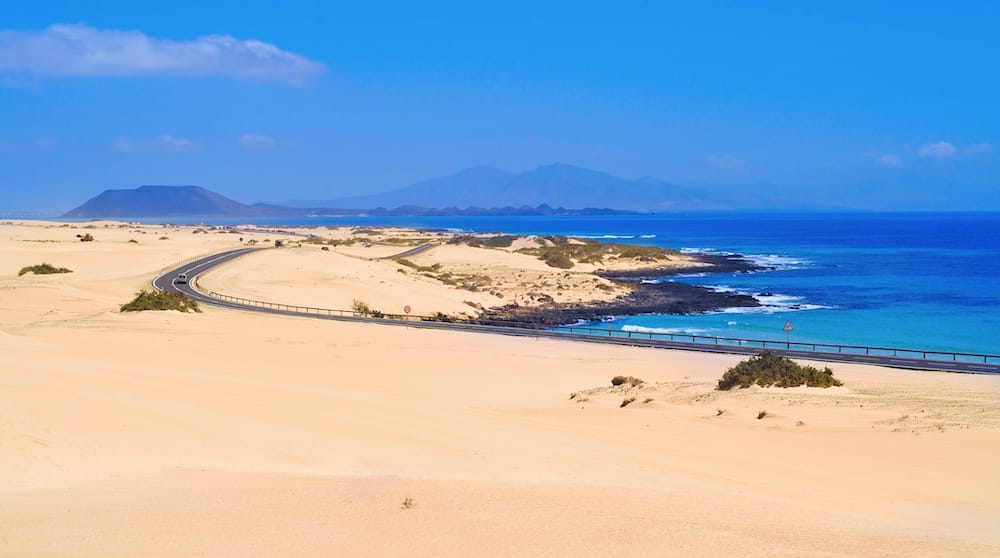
[380,242,437,259]
[152,248,1000,375]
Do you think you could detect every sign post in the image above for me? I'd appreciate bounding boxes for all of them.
[783,320,793,346]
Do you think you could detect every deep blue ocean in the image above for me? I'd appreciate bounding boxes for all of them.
[160,212,1000,356]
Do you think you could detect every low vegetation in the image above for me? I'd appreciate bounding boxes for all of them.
[401,497,415,509]
[757,410,768,420]
[393,258,441,273]
[611,375,645,387]
[120,290,201,313]
[448,234,518,248]
[18,263,72,277]
[351,299,371,316]
[717,350,843,390]
[620,397,636,408]
[517,235,679,269]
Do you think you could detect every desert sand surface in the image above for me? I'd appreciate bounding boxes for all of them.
[2,219,999,557]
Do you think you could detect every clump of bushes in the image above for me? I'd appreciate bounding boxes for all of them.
[351,299,371,316]
[120,290,201,313]
[611,375,645,387]
[717,351,843,390]
[517,236,678,269]
[449,234,517,248]
[393,258,441,273]
[18,263,72,276]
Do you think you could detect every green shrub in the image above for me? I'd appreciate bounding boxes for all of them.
[517,237,678,269]
[450,234,518,248]
[120,290,201,313]
[717,351,843,390]
[18,263,72,276]
[611,375,644,387]
[351,299,371,316]
[541,251,574,269]
[392,258,441,273]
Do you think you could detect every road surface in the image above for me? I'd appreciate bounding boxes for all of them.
[152,248,1000,375]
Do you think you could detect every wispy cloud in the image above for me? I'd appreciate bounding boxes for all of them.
[965,143,993,155]
[705,154,748,170]
[918,141,957,159]
[0,24,325,85]
[238,133,278,150]
[0,137,57,152]
[114,134,200,153]
[875,153,902,167]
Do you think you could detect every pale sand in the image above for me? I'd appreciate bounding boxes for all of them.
[1,220,999,557]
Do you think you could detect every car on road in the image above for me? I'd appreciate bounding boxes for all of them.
[175,273,188,284]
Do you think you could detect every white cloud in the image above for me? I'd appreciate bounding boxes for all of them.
[114,134,199,153]
[877,154,902,167]
[0,137,57,152]
[154,134,198,152]
[705,154,748,170]
[238,133,278,150]
[919,141,957,159]
[966,143,993,155]
[0,24,325,84]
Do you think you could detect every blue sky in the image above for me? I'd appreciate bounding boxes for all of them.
[1,1,997,213]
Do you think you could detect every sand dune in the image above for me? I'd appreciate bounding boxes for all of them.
[1,220,998,557]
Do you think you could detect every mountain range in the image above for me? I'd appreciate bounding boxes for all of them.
[323,164,698,211]
[62,163,1000,218]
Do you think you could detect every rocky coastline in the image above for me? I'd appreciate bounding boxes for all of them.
[473,253,763,328]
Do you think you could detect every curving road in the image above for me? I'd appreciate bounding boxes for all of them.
[152,248,1000,375]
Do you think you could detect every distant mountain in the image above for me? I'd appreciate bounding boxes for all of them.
[62,184,638,219]
[63,185,265,218]
[330,163,700,211]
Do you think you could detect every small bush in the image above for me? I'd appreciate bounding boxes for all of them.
[18,263,72,276]
[642,397,654,404]
[611,375,644,387]
[541,251,574,269]
[717,350,843,390]
[128,239,138,244]
[757,410,768,420]
[716,408,726,416]
[80,233,94,242]
[401,497,415,509]
[620,397,636,408]
[351,299,371,316]
[120,290,201,313]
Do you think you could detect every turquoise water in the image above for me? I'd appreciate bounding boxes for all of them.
[150,212,1000,355]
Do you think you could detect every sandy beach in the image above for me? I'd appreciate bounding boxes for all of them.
[2,220,999,557]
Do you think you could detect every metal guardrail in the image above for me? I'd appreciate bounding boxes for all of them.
[207,291,1000,365]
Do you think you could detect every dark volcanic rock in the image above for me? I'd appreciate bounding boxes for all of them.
[596,253,765,278]
[474,280,759,328]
